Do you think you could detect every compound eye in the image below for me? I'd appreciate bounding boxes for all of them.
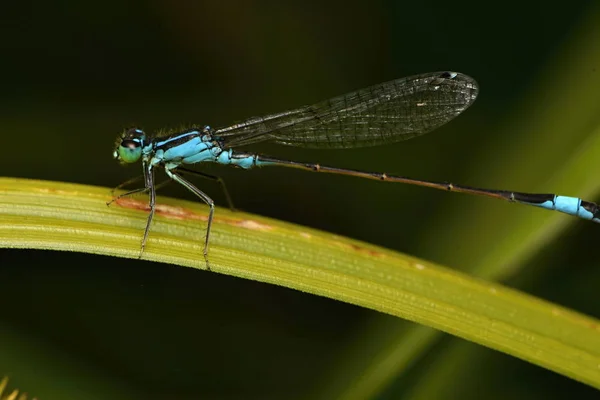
[115,139,143,163]
[114,128,145,163]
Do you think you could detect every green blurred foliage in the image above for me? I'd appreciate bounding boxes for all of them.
[0,1,599,399]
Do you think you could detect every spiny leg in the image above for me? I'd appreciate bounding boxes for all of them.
[139,166,157,258]
[165,168,215,270]
[110,174,144,197]
[112,167,233,209]
[107,176,171,206]
[109,168,221,264]
[107,186,149,207]
[176,166,236,211]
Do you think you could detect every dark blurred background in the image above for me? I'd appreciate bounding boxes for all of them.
[1,1,599,399]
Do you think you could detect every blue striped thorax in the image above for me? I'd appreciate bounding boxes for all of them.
[113,125,261,170]
[114,126,225,167]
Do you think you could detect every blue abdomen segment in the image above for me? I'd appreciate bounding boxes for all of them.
[520,194,600,222]
[216,149,251,169]
[216,150,277,169]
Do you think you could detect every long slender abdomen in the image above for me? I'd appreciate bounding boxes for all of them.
[251,153,600,223]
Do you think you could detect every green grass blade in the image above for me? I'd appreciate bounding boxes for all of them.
[319,6,600,398]
[0,177,599,390]
[403,6,600,399]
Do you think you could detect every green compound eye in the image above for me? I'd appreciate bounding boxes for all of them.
[114,128,146,163]
[115,139,143,163]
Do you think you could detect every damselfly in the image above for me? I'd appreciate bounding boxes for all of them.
[109,71,600,268]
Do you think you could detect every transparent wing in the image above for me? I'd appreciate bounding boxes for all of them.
[214,71,478,149]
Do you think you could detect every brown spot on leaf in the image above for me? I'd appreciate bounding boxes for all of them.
[114,198,273,230]
[347,242,384,258]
